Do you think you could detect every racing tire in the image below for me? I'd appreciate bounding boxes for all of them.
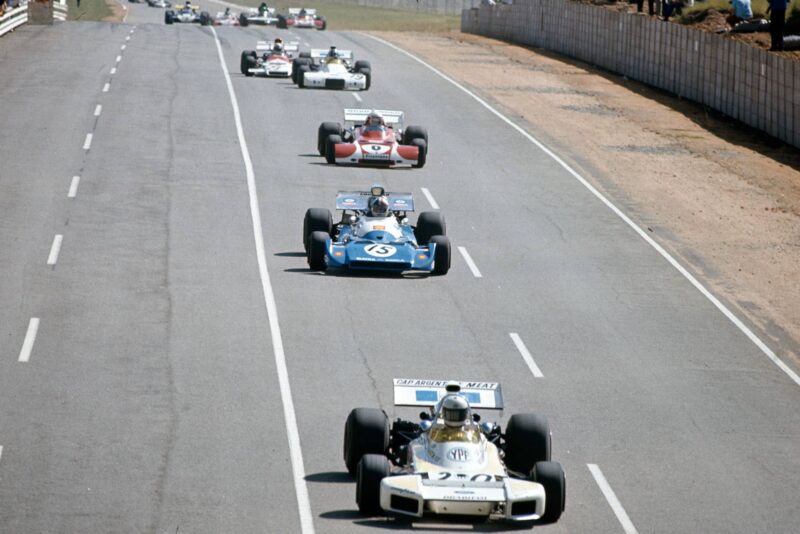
[297,65,310,88]
[356,454,389,515]
[240,51,256,76]
[317,122,342,156]
[164,10,174,24]
[299,51,311,59]
[358,67,371,91]
[325,134,342,164]
[430,235,451,276]
[199,11,210,25]
[531,461,566,524]
[303,208,333,252]
[308,231,328,271]
[292,58,311,84]
[410,139,426,168]
[403,125,429,147]
[354,60,371,71]
[415,211,446,245]
[316,17,327,31]
[504,414,551,477]
[239,13,249,27]
[344,408,390,475]
[277,15,287,29]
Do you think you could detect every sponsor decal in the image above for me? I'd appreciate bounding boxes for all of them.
[441,495,488,501]
[373,225,385,230]
[433,472,494,482]
[364,244,396,257]
[448,448,470,462]
[395,379,499,390]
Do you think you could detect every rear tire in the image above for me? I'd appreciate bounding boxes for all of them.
[430,235,451,275]
[297,65,310,88]
[199,11,210,25]
[404,125,428,147]
[308,231,328,271]
[292,58,311,84]
[316,18,327,31]
[504,414,551,476]
[344,408,390,475]
[531,461,566,524]
[303,208,333,252]
[239,13,249,26]
[325,134,342,164]
[415,211,446,245]
[277,15,287,28]
[164,11,173,24]
[356,454,389,515]
[354,60,371,71]
[318,122,342,156]
[410,139,426,168]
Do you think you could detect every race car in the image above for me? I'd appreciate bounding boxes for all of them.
[303,184,450,275]
[344,379,566,525]
[239,2,279,25]
[277,7,326,30]
[317,109,427,168]
[164,2,209,24]
[211,8,242,26]
[147,0,171,7]
[293,46,371,90]
[241,40,300,77]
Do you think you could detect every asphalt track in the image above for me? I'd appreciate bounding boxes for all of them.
[0,3,799,533]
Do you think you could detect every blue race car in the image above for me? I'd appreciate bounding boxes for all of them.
[303,185,451,275]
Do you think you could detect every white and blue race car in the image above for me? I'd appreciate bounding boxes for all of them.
[344,379,566,525]
[303,185,450,275]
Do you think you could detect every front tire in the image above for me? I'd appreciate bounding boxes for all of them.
[415,211,446,245]
[358,67,371,91]
[531,461,566,524]
[303,208,333,252]
[277,15,287,28]
[297,65,310,88]
[239,14,249,26]
[240,51,256,76]
[344,408,389,475]
[356,454,389,515]
[504,414,551,476]
[308,231,328,271]
[404,125,428,147]
[430,235,451,275]
[317,122,342,156]
[199,11,210,25]
[164,11,174,24]
[325,134,342,164]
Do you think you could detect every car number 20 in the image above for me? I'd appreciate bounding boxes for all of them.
[364,244,396,257]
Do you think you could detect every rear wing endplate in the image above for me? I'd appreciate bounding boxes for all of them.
[335,191,414,212]
[393,379,504,410]
[344,108,404,126]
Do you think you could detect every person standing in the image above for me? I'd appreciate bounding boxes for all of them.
[767,0,787,51]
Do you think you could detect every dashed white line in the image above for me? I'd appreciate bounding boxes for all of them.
[125,35,130,41]
[588,464,638,534]
[120,44,126,51]
[18,318,40,363]
[103,82,110,92]
[509,333,544,378]
[0,445,3,462]
[110,67,117,75]
[68,176,80,198]
[352,93,362,102]
[210,26,315,534]
[364,33,800,388]
[304,41,310,47]
[458,246,482,278]
[420,187,439,209]
[83,133,93,150]
[115,55,122,63]
[94,104,102,117]
[47,234,63,265]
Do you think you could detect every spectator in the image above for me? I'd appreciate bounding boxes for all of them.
[637,0,656,16]
[767,0,787,51]
[727,0,752,26]
[662,0,684,20]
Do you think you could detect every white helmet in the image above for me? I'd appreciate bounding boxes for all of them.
[441,395,469,427]
[368,195,390,217]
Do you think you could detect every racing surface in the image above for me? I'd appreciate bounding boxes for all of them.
[1,3,799,533]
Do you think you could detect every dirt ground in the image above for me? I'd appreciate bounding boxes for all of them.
[104,0,125,22]
[375,30,800,366]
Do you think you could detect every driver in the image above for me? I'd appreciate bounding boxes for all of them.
[367,194,390,218]
[259,2,269,15]
[224,7,230,15]
[363,111,386,132]
[324,46,341,64]
[272,38,284,54]
[429,395,477,442]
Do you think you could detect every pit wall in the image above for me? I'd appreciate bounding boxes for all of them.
[462,0,800,149]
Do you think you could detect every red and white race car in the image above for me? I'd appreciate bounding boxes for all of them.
[211,8,242,25]
[317,109,428,168]
[241,39,300,77]
[277,7,326,30]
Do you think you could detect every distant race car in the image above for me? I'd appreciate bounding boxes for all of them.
[303,184,451,275]
[241,40,300,77]
[292,46,371,90]
[317,109,427,168]
[239,2,279,25]
[211,9,242,26]
[344,379,566,525]
[146,0,171,7]
[164,3,209,24]
[277,7,326,30]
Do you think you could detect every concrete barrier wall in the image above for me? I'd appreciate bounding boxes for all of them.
[352,0,482,16]
[462,0,800,149]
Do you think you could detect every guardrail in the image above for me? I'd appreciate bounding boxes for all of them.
[0,5,28,37]
[54,0,67,21]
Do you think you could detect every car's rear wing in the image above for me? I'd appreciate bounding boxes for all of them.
[310,48,354,60]
[289,7,316,15]
[393,379,504,410]
[255,40,299,52]
[335,191,414,212]
[344,108,404,126]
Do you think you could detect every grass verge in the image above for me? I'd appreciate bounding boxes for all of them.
[67,0,114,21]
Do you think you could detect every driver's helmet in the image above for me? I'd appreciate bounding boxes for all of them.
[441,395,469,428]
[365,111,385,128]
[224,7,230,14]
[272,38,284,53]
[367,195,390,217]
[300,8,307,15]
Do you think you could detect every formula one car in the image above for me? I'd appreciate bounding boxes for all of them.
[146,0,171,7]
[239,2,279,25]
[303,185,450,275]
[344,379,566,525]
[211,8,242,26]
[293,46,370,90]
[277,7,326,30]
[164,2,209,24]
[241,40,300,77]
[317,109,427,168]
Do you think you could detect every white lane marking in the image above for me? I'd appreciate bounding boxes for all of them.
[458,246,482,278]
[588,464,639,534]
[115,55,122,63]
[121,44,126,51]
[125,36,130,41]
[110,67,117,75]
[68,176,80,198]
[83,133,93,150]
[0,445,3,462]
[509,333,544,378]
[303,41,310,47]
[102,82,110,92]
[94,104,102,117]
[18,318,40,363]
[47,234,63,265]
[364,34,800,388]
[209,26,315,534]
[420,187,439,209]
[352,93,362,102]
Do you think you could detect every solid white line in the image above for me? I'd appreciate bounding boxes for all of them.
[209,26,315,534]
[115,55,122,63]
[83,133,93,150]
[509,333,544,378]
[103,82,110,92]
[420,187,439,209]
[94,104,102,117]
[363,34,800,388]
[0,445,3,462]
[18,318,40,363]
[352,93,362,102]
[110,67,117,75]
[457,246,482,278]
[588,464,638,534]
[47,234,63,265]
[68,176,80,198]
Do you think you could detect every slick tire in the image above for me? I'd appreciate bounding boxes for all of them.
[308,231,328,271]
[325,134,342,164]
[410,139,426,168]
[358,67,371,91]
[316,18,326,31]
[531,461,566,524]
[344,408,389,475]
[164,10,174,24]
[292,58,311,84]
[240,51,256,76]
[430,235,451,276]
[403,125,428,147]
[239,13,249,26]
[297,65,310,88]
[415,211,446,245]
[356,454,389,515]
[318,122,342,156]
[303,208,333,252]
[199,11,210,25]
[277,15,287,29]
[504,414,551,476]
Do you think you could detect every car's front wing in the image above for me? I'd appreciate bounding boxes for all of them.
[333,141,420,166]
[325,240,435,272]
[303,72,367,91]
